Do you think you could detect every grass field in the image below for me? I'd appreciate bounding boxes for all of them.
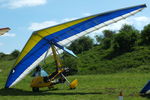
[0,72,150,100]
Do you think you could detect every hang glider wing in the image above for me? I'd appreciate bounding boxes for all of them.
[140,80,150,94]
[5,4,147,88]
[0,27,10,36]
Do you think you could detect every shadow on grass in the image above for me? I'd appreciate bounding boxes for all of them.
[140,94,150,99]
[0,88,102,96]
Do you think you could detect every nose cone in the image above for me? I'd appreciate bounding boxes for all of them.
[5,79,12,88]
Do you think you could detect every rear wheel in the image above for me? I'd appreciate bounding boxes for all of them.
[32,87,39,92]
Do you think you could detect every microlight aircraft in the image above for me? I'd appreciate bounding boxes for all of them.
[0,27,10,36]
[5,4,147,92]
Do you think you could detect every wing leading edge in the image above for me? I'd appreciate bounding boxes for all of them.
[5,4,146,88]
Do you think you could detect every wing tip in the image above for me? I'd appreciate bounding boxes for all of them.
[0,27,11,30]
[141,4,147,8]
[4,83,10,88]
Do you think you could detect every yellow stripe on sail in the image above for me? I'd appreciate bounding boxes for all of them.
[14,15,96,66]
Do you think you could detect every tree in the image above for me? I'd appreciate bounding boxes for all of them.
[119,24,137,33]
[95,35,103,44]
[11,50,20,58]
[141,24,150,45]
[100,30,115,49]
[62,57,78,75]
[103,30,115,38]
[0,52,6,59]
[112,25,139,53]
[69,36,94,54]
[101,38,112,49]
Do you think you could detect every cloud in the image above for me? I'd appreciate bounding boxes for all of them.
[1,33,16,37]
[28,18,78,31]
[62,18,77,22]
[1,0,47,9]
[83,13,92,16]
[132,16,150,29]
[28,21,58,31]
[134,16,150,22]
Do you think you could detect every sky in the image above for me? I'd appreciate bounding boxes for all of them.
[0,0,150,54]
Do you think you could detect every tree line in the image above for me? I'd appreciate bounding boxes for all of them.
[68,24,150,55]
[0,50,20,60]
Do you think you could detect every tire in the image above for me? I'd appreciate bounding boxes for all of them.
[32,87,39,92]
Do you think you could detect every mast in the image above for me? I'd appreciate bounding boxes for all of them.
[51,44,62,69]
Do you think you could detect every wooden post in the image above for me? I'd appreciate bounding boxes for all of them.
[119,91,123,100]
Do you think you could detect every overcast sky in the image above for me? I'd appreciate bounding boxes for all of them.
[0,0,149,53]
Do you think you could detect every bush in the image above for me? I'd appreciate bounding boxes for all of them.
[111,25,139,53]
[11,50,20,58]
[62,56,78,75]
[68,36,94,54]
[141,24,150,45]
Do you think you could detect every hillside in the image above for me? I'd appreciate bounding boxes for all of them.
[0,45,150,100]
[1,45,150,76]
[75,45,150,74]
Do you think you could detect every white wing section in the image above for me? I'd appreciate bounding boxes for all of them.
[58,8,144,46]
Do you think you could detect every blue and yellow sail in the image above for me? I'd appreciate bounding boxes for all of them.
[5,4,147,88]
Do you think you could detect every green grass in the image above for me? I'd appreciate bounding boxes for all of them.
[0,45,150,99]
[0,73,150,100]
